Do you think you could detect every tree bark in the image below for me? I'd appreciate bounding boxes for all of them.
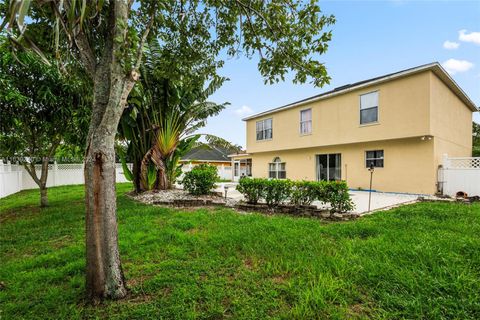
[24,156,51,208]
[83,0,135,301]
[39,185,48,207]
[84,74,134,300]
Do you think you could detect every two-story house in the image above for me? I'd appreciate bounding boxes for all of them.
[230,63,478,194]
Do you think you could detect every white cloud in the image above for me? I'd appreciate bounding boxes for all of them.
[442,59,474,74]
[443,40,459,50]
[459,29,480,45]
[234,105,254,117]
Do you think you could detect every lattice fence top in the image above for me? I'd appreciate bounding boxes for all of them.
[448,157,480,169]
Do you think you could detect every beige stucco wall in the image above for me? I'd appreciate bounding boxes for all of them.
[430,71,473,158]
[236,69,475,195]
[246,72,431,153]
[245,138,435,194]
[428,72,473,184]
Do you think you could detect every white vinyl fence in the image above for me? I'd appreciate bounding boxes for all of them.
[0,161,132,199]
[440,155,480,197]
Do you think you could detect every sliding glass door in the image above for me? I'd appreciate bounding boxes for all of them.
[316,154,341,181]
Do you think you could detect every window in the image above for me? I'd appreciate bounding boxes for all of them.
[366,150,384,168]
[256,118,273,140]
[300,109,312,134]
[269,157,286,179]
[360,91,378,124]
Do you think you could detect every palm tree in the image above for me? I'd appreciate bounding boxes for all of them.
[118,40,229,191]
[140,79,227,190]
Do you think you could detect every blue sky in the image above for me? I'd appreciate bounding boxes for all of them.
[203,0,480,148]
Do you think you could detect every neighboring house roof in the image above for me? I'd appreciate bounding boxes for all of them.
[181,145,232,162]
[243,62,478,121]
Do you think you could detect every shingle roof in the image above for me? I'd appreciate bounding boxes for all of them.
[181,145,231,162]
[243,62,478,121]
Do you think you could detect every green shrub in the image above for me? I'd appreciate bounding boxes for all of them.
[290,180,323,206]
[236,177,266,204]
[264,179,292,208]
[323,181,355,213]
[181,164,218,195]
[236,177,354,213]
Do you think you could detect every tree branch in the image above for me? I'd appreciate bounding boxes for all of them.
[132,12,155,75]
[73,29,96,79]
[24,162,41,185]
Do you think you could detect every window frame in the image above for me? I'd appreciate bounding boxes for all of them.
[268,157,286,179]
[359,91,379,125]
[365,150,384,168]
[256,118,273,141]
[299,108,312,135]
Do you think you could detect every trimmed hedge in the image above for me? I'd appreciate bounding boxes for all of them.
[236,177,354,213]
[264,179,292,208]
[182,164,219,195]
[235,177,265,204]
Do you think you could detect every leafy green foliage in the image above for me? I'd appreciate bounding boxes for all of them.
[236,178,355,212]
[182,164,219,195]
[236,177,267,204]
[473,121,480,157]
[165,135,201,187]
[1,184,480,319]
[323,181,355,213]
[290,180,324,206]
[3,1,335,88]
[263,179,293,208]
[119,39,228,191]
[0,47,90,161]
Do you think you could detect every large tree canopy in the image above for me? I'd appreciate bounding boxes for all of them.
[1,0,336,301]
[0,45,90,207]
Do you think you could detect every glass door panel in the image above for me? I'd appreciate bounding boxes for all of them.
[316,154,341,181]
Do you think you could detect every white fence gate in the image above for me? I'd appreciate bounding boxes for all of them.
[441,155,480,197]
[0,161,132,199]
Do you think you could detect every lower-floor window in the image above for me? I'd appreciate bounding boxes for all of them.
[269,157,286,179]
[366,150,384,167]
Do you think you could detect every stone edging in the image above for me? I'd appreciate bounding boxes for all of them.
[233,203,360,221]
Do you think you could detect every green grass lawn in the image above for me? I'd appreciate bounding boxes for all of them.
[1,184,480,319]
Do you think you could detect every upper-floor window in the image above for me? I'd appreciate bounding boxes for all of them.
[300,109,312,134]
[366,150,384,167]
[269,157,286,179]
[256,118,272,141]
[360,91,379,125]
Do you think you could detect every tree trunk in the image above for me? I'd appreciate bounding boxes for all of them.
[84,46,135,303]
[24,156,51,208]
[81,0,142,302]
[39,158,49,208]
[156,165,168,190]
[84,129,127,301]
[40,185,48,207]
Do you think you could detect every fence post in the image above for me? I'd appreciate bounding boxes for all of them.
[6,160,11,172]
[0,159,3,173]
[442,154,449,169]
